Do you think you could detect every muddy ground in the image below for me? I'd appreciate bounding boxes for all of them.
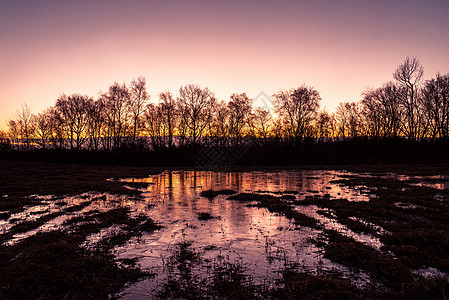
[1,160,449,299]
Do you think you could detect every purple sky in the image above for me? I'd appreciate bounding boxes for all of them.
[1,0,449,129]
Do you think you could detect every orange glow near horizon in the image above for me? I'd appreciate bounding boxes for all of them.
[1,0,449,130]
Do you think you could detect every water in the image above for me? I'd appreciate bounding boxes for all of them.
[372,173,449,190]
[120,170,373,202]
[1,170,388,297]
[3,168,449,297]
[114,170,376,298]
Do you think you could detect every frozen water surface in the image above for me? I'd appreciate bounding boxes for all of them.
[2,170,386,297]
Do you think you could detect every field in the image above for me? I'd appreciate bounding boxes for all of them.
[1,160,449,299]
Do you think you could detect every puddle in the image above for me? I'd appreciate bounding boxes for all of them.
[355,172,449,191]
[1,193,128,245]
[347,216,389,235]
[380,173,449,190]
[295,205,385,252]
[412,266,449,279]
[121,170,373,202]
[394,202,421,209]
[117,197,371,299]
[28,194,56,200]
[114,170,376,297]
[4,168,449,298]
[0,170,387,297]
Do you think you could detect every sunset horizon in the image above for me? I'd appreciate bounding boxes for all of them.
[2,2,449,298]
[1,0,449,130]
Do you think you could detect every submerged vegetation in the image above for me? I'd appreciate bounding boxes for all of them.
[0,202,161,299]
[1,161,449,298]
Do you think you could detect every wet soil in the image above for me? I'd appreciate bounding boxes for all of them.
[1,160,449,299]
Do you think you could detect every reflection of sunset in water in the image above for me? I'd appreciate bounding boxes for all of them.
[123,170,373,202]
[116,170,376,298]
[6,170,448,298]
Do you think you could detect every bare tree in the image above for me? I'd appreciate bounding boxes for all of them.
[272,117,287,140]
[315,110,335,140]
[421,73,449,139]
[55,94,92,150]
[362,82,403,139]
[393,56,424,139]
[380,82,403,139]
[177,84,215,149]
[251,107,273,139]
[7,119,20,150]
[47,106,66,150]
[55,94,72,148]
[273,85,320,144]
[159,91,178,148]
[362,89,383,139]
[129,77,149,148]
[144,103,164,150]
[86,99,105,151]
[335,102,363,138]
[207,100,229,146]
[228,93,253,141]
[33,109,52,149]
[0,130,10,150]
[101,83,131,150]
[15,104,35,150]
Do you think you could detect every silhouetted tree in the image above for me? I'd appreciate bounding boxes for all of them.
[101,83,131,150]
[47,106,66,150]
[335,102,363,138]
[228,93,253,142]
[273,85,321,144]
[32,109,52,149]
[315,110,335,140]
[362,82,402,139]
[55,94,92,150]
[421,73,449,139]
[7,119,20,150]
[0,130,10,150]
[207,100,229,146]
[251,107,273,139]
[129,77,149,148]
[14,104,35,150]
[393,56,424,139]
[86,99,105,151]
[271,117,286,141]
[144,103,165,150]
[159,91,178,148]
[177,84,215,149]
[4,63,449,165]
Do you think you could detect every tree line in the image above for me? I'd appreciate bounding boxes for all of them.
[2,57,449,154]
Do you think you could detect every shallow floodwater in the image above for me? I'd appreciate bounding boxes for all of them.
[0,170,391,298]
[113,170,379,298]
[121,170,374,202]
[3,168,449,297]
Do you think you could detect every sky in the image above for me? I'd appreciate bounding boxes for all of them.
[1,0,449,130]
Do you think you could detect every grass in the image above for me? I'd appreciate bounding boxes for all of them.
[228,192,319,228]
[199,189,237,199]
[225,173,449,298]
[0,160,165,212]
[0,206,161,298]
[157,241,205,299]
[197,212,216,221]
[2,160,449,298]
[0,230,146,299]
[271,269,368,299]
[0,160,164,299]
[157,241,260,299]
